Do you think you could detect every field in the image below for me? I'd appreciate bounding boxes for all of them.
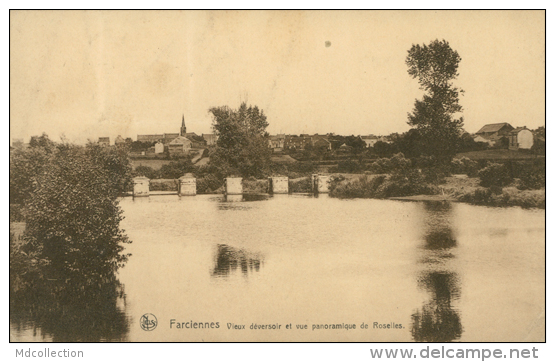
[455,149,541,160]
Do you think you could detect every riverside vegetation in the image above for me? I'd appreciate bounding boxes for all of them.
[327,154,545,209]
[10,135,132,341]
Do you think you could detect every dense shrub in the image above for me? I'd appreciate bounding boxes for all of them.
[133,165,158,179]
[509,160,546,190]
[196,175,224,194]
[243,179,269,194]
[330,175,386,198]
[478,163,513,187]
[289,177,312,193]
[10,134,56,205]
[9,204,24,222]
[370,153,411,174]
[517,172,546,190]
[330,169,439,199]
[451,157,479,177]
[158,159,194,179]
[458,187,545,209]
[21,143,132,278]
[420,165,450,185]
[379,169,438,197]
[149,179,178,191]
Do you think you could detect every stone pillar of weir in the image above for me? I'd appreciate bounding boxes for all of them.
[133,176,150,197]
[269,176,289,194]
[225,177,243,195]
[178,173,197,196]
[317,175,331,194]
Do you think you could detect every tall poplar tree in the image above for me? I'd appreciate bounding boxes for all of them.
[406,39,464,161]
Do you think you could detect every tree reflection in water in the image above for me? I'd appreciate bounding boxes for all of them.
[10,268,129,342]
[411,201,463,342]
[212,244,264,278]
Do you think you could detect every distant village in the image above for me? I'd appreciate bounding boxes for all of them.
[10,117,543,157]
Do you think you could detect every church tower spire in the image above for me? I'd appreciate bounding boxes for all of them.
[180,114,186,136]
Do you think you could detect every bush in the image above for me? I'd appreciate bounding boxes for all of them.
[158,159,194,179]
[370,153,411,174]
[196,175,224,194]
[421,165,450,185]
[133,165,158,179]
[451,157,479,177]
[517,172,546,190]
[510,160,546,190]
[243,178,269,193]
[330,175,386,198]
[149,179,178,191]
[478,163,513,187]
[289,177,312,193]
[9,204,24,222]
[458,187,545,209]
[379,169,438,197]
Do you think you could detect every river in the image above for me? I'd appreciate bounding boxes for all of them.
[10,194,545,342]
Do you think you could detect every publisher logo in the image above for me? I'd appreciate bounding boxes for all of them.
[140,313,158,331]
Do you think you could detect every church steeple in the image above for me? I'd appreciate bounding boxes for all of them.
[180,114,186,136]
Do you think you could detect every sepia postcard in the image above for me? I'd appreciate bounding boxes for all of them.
[9,10,545,345]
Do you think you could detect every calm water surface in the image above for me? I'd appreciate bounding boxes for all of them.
[10,194,545,342]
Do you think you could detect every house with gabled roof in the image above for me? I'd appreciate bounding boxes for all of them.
[475,123,514,140]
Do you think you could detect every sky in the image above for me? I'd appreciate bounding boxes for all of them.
[10,10,545,144]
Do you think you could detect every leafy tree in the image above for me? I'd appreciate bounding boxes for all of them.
[372,140,397,158]
[130,140,155,153]
[10,137,55,205]
[393,129,425,158]
[531,138,545,156]
[22,141,132,279]
[406,39,464,161]
[158,159,194,179]
[209,102,272,178]
[531,126,545,156]
[533,126,545,139]
[457,132,487,153]
[345,135,366,154]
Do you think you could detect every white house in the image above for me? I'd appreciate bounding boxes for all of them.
[154,141,164,154]
[508,127,534,150]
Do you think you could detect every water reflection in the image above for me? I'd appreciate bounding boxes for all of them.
[10,268,129,342]
[219,194,270,210]
[411,201,463,342]
[411,272,462,342]
[212,244,264,278]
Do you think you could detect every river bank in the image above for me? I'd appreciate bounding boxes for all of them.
[329,174,545,209]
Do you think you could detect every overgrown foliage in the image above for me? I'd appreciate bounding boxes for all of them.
[10,136,132,280]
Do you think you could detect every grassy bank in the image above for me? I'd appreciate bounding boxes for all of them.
[329,174,545,209]
[443,176,545,209]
